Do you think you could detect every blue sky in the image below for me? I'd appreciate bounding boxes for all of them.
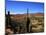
[6,0,44,14]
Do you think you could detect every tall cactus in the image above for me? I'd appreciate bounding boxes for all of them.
[7,11,11,27]
[26,8,30,32]
[26,8,32,33]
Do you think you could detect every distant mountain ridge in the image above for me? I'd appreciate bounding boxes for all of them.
[6,13,44,21]
[9,13,44,16]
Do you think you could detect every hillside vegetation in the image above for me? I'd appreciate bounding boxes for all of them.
[5,14,44,34]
